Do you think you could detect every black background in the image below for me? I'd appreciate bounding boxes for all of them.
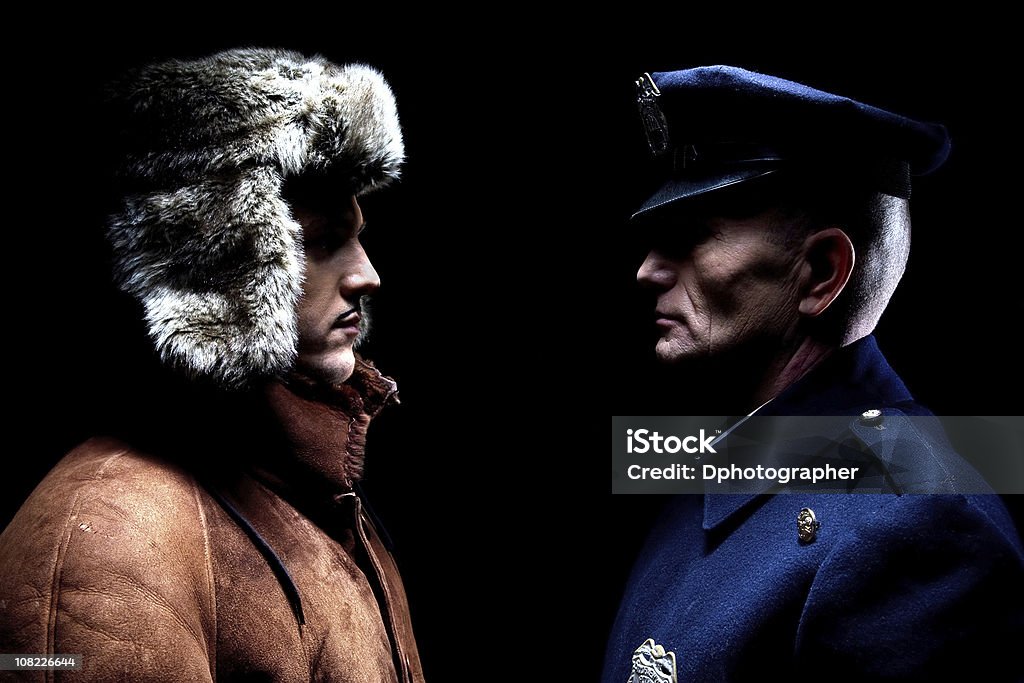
[6,22,1023,681]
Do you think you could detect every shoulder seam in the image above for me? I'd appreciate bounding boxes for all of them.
[47,448,129,654]
[896,416,955,490]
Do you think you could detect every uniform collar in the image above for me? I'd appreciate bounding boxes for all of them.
[703,335,914,531]
[758,335,913,416]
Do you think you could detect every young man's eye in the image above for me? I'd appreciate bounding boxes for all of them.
[304,219,364,252]
[305,233,340,250]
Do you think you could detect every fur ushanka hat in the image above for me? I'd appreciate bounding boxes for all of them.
[105,48,404,388]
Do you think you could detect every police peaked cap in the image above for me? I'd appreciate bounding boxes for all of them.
[633,65,951,219]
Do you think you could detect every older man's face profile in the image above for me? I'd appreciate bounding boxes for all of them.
[637,207,804,364]
[290,191,379,385]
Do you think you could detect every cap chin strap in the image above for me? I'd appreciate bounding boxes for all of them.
[673,142,787,171]
[667,142,912,199]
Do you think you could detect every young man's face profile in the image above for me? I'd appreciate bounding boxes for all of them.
[291,192,379,385]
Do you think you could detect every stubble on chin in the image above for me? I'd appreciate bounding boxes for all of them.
[293,296,375,387]
[295,347,357,388]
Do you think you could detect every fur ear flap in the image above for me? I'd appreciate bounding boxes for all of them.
[105,49,404,388]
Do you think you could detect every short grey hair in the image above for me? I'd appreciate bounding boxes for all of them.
[764,183,912,345]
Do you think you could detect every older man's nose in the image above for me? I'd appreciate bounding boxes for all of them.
[637,251,677,290]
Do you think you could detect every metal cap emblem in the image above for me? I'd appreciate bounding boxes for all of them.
[636,73,671,158]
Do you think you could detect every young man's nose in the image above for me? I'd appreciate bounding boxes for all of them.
[340,245,380,296]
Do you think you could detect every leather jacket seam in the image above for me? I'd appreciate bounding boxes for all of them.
[191,479,218,682]
[47,448,129,656]
[47,491,81,658]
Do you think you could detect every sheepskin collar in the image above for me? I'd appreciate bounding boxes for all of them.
[107,354,398,506]
[254,357,399,497]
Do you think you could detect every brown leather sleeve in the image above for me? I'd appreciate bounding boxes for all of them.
[0,439,217,682]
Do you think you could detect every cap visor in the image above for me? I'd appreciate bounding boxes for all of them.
[632,165,780,220]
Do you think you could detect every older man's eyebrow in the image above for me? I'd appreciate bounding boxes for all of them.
[357,222,368,235]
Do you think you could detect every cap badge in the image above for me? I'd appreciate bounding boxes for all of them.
[636,73,671,158]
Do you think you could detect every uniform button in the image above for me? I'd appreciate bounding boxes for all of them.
[860,409,883,426]
[797,507,820,543]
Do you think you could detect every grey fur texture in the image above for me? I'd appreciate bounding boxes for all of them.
[106,48,403,388]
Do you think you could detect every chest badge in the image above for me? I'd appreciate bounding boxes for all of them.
[628,638,677,683]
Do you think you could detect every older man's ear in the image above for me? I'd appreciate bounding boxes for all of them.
[797,227,856,318]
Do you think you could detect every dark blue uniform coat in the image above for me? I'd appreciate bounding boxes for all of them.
[603,337,1023,682]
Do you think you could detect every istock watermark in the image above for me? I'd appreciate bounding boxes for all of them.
[626,463,860,483]
[626,428,717,454]
[612,415,1024,494]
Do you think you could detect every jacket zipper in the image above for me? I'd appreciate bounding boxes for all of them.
[347,493,410,683]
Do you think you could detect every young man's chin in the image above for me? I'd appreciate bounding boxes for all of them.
[296,348,357,387]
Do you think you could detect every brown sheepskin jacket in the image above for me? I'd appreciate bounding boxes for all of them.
[0,360,424,682]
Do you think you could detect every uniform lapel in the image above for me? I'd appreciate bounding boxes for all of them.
[701,336,916,532]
